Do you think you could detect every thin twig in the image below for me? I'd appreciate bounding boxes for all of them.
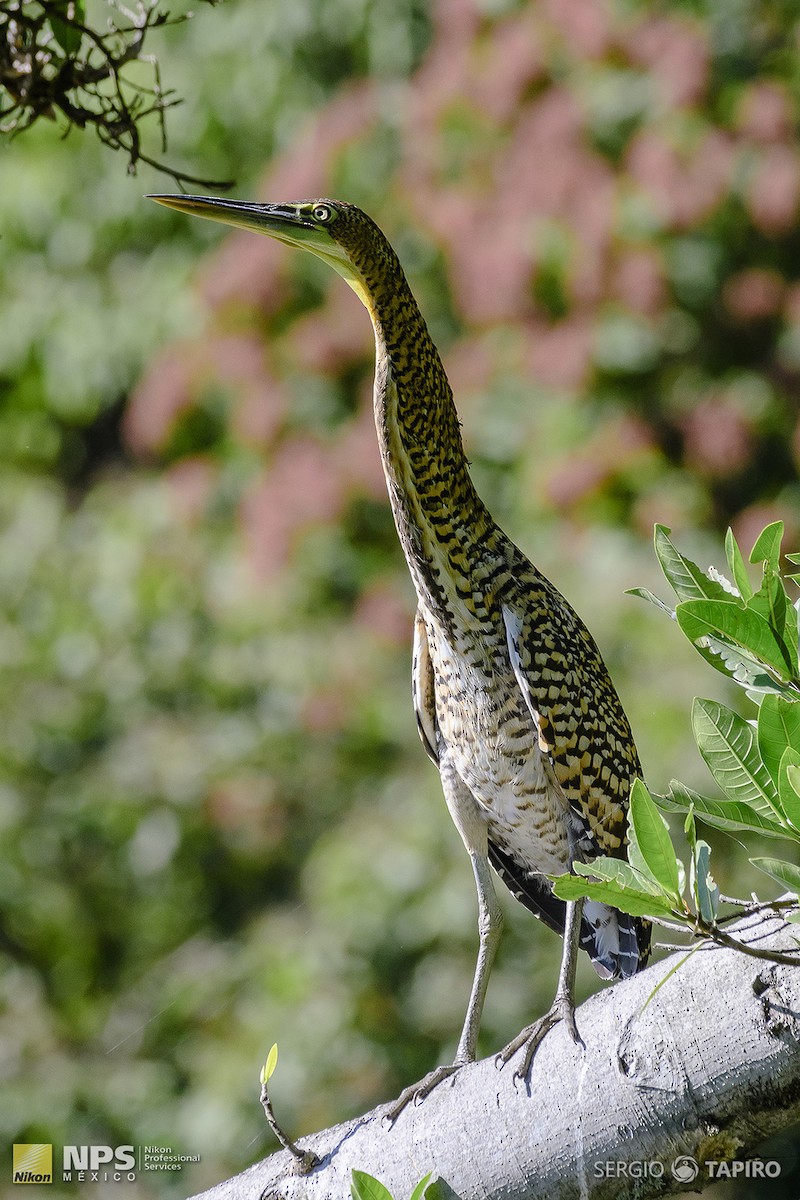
[715,897,797,925]
[259,1085,319,1176]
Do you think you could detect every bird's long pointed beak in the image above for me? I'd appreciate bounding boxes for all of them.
[148,194,317,248]
[148,193,371,310]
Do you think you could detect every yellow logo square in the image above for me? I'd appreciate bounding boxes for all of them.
[12,1145,53,1184]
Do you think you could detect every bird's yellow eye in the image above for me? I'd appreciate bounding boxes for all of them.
[313,204,333,223]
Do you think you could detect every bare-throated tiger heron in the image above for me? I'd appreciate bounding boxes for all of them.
[149,194,651,1114]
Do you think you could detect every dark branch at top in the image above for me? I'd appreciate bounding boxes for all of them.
[0,0,233,188]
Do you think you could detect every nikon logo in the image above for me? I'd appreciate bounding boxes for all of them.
[13,1144,53,1184]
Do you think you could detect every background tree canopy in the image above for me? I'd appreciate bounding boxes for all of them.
[3,0,800,1195]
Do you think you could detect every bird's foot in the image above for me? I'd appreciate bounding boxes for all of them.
[497,992,584,1085]
[383,1061,465,1125]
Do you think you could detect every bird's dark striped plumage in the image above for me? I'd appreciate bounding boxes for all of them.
[149,192,652,1109]
[326,200,650,977]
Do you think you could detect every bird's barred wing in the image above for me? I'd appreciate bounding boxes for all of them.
[501,598,640,857]
[412,607,439,766]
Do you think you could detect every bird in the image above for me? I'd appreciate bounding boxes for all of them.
[148,193,651,1113]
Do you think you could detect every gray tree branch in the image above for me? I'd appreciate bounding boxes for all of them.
[190,913,800,1200]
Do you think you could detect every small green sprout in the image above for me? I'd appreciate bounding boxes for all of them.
[258,1042,318,1174]
[260,1042,279,1087]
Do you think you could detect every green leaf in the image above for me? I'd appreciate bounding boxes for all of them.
[654,525,733,603]
[351,1170,394,1200]
[687,629,797,696]
[749,856,800,896]
[551,873,678,919]
[676,600,795,681]
[692,698,782,818]
[409,1175,433,1200]
[260,1043,278,1086]
[48,0,85,55]
[749,521,784,570]
[571,858,663,895]
[665,780,787,838]
[747,565,787,632]
[747,564,795,667]
[628,778,682,899]
[629,535,796,692]
[652,788,692,813]
[725,527,752,600]
[757,694,800,785]
[625,587,676,618]
[690,840,719,924]
[783,591,799,669]
[777,749,800,833]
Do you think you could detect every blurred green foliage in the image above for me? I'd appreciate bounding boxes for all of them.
[3,0,800,1196]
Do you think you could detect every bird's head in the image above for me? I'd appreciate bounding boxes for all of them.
[148,195,381,312]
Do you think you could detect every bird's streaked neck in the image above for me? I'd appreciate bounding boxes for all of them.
[353,258,491,618]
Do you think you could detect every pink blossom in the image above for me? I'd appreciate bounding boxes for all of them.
[746,145,800,235]
[723,269,784,322]
[287,286,372,373]
[354,581,413,643]
[683,397,753,477]
[468,14,545,122]
[125,343,196,453]
[737,82,792,144]
[540,0,612,59]
[612,249,665,316]
[626,128,734,228]
[525,317,594,390]
[165,457,218,524]
[626,16,709,108]
[241,437,346,577]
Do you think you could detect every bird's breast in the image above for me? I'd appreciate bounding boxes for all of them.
[425,613,577,874]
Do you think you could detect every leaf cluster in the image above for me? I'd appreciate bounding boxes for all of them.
[555,523,800,957]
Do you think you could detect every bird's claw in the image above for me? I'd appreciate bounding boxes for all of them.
[384,1062,464,1124]
[497,994,584,1084]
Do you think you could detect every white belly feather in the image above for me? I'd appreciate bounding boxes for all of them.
[426,618,579,878]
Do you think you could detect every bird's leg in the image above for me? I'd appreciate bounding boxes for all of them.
[386,763,503,1123]
[386,849,503,1121]
[455,846,505,1063]
[498,898,585,1083]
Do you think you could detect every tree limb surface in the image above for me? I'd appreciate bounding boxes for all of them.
[190,915,800,1200]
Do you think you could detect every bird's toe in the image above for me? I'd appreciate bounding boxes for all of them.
[497,996,584,1085]
[383,1062,464,1124]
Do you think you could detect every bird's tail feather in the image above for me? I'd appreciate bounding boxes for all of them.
[488,841,650,979]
